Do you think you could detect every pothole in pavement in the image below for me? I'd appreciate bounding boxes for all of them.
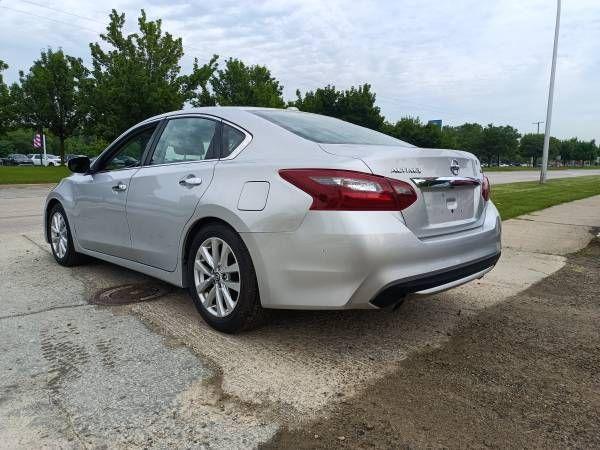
[90,283,172,305]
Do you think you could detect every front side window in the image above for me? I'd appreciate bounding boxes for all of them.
[101,126,156,172]
[221,123,246,158]
[150,118,219,165]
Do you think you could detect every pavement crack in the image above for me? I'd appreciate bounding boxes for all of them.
[48,391,90,450]
[0,303,89,321]
[512,218,593,228]
[21,233,52,254]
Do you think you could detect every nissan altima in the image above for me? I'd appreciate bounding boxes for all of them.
[45,107,501,333]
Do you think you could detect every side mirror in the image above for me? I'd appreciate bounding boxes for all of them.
[67,156,90,174]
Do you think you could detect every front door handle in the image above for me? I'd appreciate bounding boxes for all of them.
[179,176,203,187]
[112,182,127,192]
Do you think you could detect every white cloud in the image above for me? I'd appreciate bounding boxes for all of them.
[0,0,598,141]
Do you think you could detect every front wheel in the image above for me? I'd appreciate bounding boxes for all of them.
[187,224,264,333]
[48,204,85,266]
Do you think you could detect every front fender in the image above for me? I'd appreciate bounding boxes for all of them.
[43,179,77,244]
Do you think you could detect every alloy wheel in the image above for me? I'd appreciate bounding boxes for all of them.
[50,212,68,259]
[194,237,241,317]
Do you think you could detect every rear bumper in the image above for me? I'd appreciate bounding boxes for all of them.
[242,202,502,310]
[370,252,500,307]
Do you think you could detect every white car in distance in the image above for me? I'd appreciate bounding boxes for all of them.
[30,154,62,166]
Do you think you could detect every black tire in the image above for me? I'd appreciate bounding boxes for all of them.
[48,204,85,267]
[187,224,264,333]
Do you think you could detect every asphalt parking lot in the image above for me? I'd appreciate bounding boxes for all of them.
[1,184,599,448]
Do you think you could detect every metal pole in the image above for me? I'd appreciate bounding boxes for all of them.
[540,0,561,184]
[42,130,47,166]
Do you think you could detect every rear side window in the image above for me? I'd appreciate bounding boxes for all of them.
[221,123,246,158]
[251,110,412,146]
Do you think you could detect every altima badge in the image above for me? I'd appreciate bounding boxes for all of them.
[450,159,460,176]
[391,167,422,174]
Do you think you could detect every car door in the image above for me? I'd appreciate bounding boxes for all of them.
[72,123,159,258]
[125,116,221,271]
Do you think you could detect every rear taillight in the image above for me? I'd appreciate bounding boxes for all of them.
[279,169,417,211]
[481,175,490,201]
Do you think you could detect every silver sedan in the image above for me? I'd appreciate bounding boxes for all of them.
[45,107,501,332]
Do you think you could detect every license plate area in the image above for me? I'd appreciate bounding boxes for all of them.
[422,186,475,224]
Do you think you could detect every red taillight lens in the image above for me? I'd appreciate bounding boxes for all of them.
[279,169,417,211]
[481,175,490,201]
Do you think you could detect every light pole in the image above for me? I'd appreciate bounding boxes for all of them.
[540,0,561,184]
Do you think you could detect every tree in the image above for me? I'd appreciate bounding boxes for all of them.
[0,59,15,136]
[18,49,88,163]
[293,84,385,130]
[573,139,598,165]
[208,58,285,108]
[519,133,560,166]
[381,117,442,148]
[480,124,520,165]
[452,123,484,155]
[559,138,577,163]
[87,9,218,140]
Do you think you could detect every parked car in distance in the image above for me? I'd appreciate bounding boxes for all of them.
[30,154,62,166]
[3,154,35,166]
[45,107,501,333]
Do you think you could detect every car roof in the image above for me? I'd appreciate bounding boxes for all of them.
[139,106,285,124]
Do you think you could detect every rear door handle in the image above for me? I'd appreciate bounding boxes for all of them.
[179,176,203,187]
[112,182,127,192]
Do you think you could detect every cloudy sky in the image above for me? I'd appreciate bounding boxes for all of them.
[1,0,598,141]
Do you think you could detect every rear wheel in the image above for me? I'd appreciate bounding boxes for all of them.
[187,224,264,333]
[48,204,85,266]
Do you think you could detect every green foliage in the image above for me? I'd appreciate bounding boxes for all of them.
[519,133,561,166]
[452,123,484,154]
[381,117,442,147]
[0,127,107,158]
[0,166,70,184]
[0,128,35,156]
[87,9,218,140]
[480,124,520,165]
[0,60,21,136]
[572,139,597,163]
[208,58,285,108]
[0,59,10,135]
[492,176,600,220]
[293,84,384,130]
[17,49,88,162]
[65,134,108,157]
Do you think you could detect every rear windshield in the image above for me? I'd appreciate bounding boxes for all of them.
[251,110,413,147]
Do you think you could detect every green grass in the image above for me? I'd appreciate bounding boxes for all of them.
[492,175,600,220]
[485,165,600,172]
[0,166,71,184]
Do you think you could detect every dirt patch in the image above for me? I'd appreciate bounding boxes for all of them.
[263,238,600,448]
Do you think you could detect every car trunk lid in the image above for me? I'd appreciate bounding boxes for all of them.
[319,144,486,238]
